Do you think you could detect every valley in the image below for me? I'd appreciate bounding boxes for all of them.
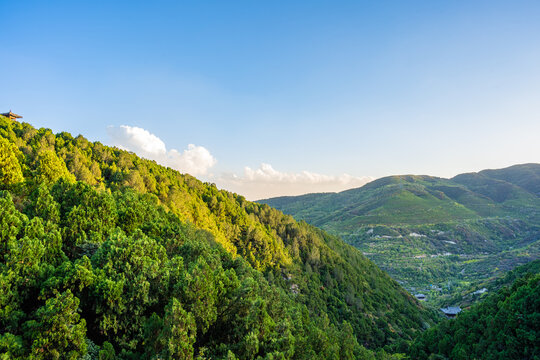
[261,167,540,307]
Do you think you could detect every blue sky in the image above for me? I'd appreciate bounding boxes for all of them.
[1,1,539,199]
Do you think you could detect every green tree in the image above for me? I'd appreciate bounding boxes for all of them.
[98,342,115,360]
[156,298,196,359]
[0,333,24,360]
[0,137,24,186]
[35,150,75,185]
[25,290,87,359]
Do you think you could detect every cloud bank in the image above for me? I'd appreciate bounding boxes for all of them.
[107,126,373,200]
[216,163,374,200]
[107,125,216,176]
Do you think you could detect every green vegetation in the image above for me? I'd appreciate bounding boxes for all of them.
[409,261,540,359]
[440,258,540,309]
[0,115,434,359]
[261,166,540,306]
[263,171,540,227]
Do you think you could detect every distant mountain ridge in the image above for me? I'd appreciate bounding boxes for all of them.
[260,164,540,305]
[477,163,540,196]
[262,164,540,227]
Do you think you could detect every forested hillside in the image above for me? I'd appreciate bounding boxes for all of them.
[409,260,540,359]
[263,168,540,227]
[441,259,540,309]
[262,166,540,305]
[0,115,435,359]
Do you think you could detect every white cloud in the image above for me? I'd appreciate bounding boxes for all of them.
[107,125,216,176]
[216,163,374,200]
[164,145,216,177]
[107,127,372,200]
[108,125,166,156]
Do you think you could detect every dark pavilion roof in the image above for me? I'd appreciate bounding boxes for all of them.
[1,110,22,119]
[440,306,462,315]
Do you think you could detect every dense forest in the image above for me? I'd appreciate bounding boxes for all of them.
[262,167,540,306]
[0,115,437,359]
[409,260,540,359]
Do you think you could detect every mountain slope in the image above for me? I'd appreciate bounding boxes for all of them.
[264,170,540,228]
[479,163,540,197]
[0,115,434,358]
[409,261,540,359]
[440,259,540,309]
[261,165,540,305]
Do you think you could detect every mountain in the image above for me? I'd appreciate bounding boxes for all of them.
[0,115,434,359]
[261,165,540,305]
[263,166,540,227]
[478,164,540,197]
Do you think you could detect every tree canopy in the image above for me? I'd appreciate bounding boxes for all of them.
[0,115,434,358]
